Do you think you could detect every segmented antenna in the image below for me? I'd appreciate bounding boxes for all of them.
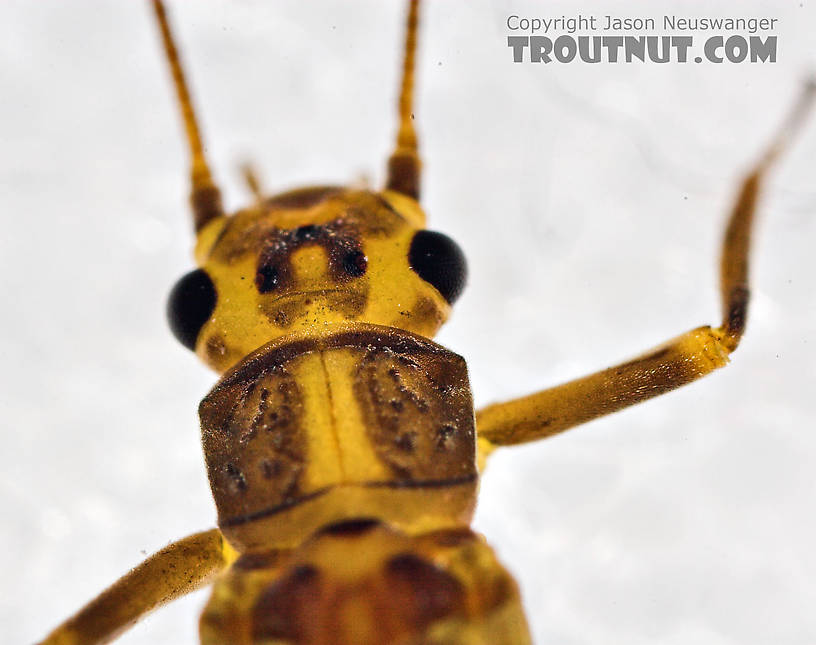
[385,0,422,200]
[151,0,224,232]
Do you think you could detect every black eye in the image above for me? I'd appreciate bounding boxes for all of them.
[408,230,467,304]
[166,269,217,350]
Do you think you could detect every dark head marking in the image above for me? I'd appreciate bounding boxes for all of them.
[293,225,320,242]
[256,264,282,294]
[342,250,368,277]
[255,218,368,293]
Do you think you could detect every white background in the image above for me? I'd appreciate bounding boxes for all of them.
[2,1,815,644]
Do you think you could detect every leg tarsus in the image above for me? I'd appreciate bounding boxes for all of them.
[720,81,816,351]
[477,82,815,452]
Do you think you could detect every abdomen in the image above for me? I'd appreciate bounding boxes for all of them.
[200,520,532,645]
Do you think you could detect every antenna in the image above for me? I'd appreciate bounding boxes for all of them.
[151,0,224,232]
[385,0,422,200]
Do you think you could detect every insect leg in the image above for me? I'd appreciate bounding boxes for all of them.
[38,529,230,645]
[476,82,816,454]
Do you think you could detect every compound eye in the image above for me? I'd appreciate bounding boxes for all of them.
[408,230,467,304]
[167,269,217,350]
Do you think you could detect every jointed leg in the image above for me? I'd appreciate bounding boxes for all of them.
[477,83,815,453]
[39,528,231,645]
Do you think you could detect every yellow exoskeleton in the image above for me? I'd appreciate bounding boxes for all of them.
[35,2,814,644]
